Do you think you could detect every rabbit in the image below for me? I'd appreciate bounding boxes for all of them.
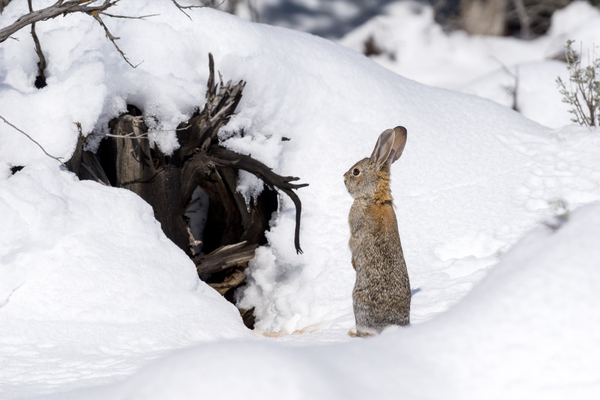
[343,126,410,337]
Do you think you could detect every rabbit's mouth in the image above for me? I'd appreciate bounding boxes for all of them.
[343,174,351,191]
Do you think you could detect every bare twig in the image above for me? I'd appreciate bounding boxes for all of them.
[27,0,47,88]
[2,0,161,69]
[0,0,117,43]
[492,56,520,112]
[171,0,205,20]
[100,12,160,19]
[90,124,191,139]
[502,65,519,112]
[92,12,140,68]
[0,114,64,164]
[96,132,149,139]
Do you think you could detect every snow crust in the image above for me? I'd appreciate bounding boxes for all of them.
[1,0,600,399]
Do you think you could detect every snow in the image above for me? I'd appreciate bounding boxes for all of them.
[1,0,600,399]
[0,160,250,398]
[41,202,600,400]
[338,0,600,128]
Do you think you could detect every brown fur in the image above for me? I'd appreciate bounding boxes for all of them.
[373,164,394,204]
[344,127,410,337]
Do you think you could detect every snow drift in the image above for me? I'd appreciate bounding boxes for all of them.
[46,202,600,400]
[1,0,600,399]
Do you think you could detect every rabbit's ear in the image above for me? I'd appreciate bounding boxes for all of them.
[370,129,396,170]
[387,126,407,164]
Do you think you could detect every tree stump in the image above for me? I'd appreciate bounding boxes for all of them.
[67,54,308,325]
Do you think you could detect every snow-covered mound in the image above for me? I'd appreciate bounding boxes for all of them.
[339,1,600,128]
[0,161,250,398]
[48,202,600,400]
[1,0,600,398]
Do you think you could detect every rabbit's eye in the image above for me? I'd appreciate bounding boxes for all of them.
[353,168,360,176]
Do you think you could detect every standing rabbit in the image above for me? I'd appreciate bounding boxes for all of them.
[343,126,410,337]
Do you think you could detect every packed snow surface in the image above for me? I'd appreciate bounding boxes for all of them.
[1,0,600,399]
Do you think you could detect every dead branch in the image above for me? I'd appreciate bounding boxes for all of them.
[493,56,520,112]
[194,241,258,275]
[179,54,246,158]
[1,0,153,69]
[100,11,160,19]
[208,268,247,295]
[67,122,110,185]
[0,114,64,164]
[212,147,308,254]
[181,145,308,254]
[65,54,306,305]
[92,12,140,68]
[0,0,117,43]
[180,150,232,202]
[28,0,47,88]
[177,53,307,254]
[171,0,205,20]
[0,0,12,15]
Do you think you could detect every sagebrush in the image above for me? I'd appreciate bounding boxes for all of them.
[556,40,600,127]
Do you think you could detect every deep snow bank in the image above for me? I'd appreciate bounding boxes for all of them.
[51,202,600,400]
[0,161,250,398]
[2,1,600,397]
[2,0,600,336]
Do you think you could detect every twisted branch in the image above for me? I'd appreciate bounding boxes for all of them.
[0,0,117,43]
[212,147,308,254]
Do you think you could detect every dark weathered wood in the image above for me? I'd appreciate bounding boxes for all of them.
[66,133,110,186]
[178,54,245,159]
[198,166,244,251]
[194,241,258,275]
[179,151,230,204]
[110,115,154,190]
[180,145,307,253]
[0,0,13,15]
[208,268,247,296]
[66,54,307,308]
[219,166,274,248]
[212,147,308,253]
[103,113,190,252]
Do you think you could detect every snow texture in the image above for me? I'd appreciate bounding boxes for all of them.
[1,0,600,399]
[43,202,600,400]
[339,0,600,128]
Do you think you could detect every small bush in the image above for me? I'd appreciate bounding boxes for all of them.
[556,40,600,127]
